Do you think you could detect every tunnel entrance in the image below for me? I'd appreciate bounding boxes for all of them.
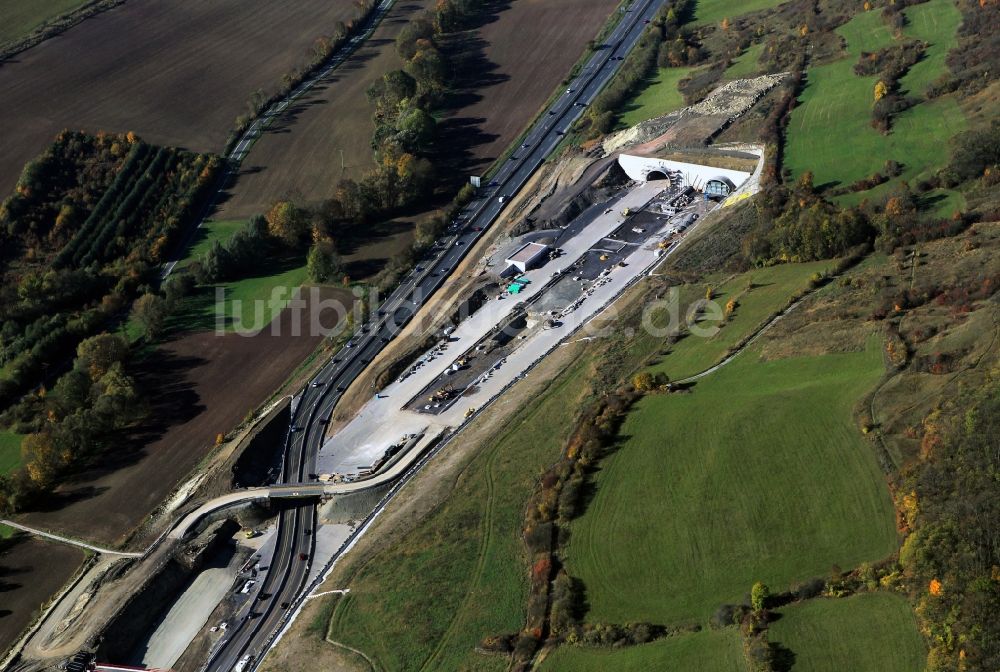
[645,170,668,181]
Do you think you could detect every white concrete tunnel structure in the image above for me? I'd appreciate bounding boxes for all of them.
[617,154,752,193]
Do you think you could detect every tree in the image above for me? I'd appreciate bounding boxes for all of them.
[633,371,668,392]
[92,363,139,427]
[394,106,437,152]
[163,272,196,306]
[226,217,268,273]
[367,70,417,119]
[306,242,343,283]
[406,46,447,100]
[266,200,309,248]
[395,17,435,60]
[197,239,230,283]
[633,372,655,391]
[874,80,888,101]
[132,293,167,340]
[751,581,770,612]
[52,368,92,413]
[76,333,129,380]
[22,431,62,488]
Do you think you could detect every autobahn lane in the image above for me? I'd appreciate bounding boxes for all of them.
[201,1,665,669]
[205,386,323,672]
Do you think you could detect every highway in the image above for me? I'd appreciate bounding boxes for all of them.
[201,0,668,670]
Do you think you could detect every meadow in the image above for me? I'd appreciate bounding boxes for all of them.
[0,0,86,45]
[564,338,899,625]
[691,0,784,26]
[724,43,765,80]
[769,593,926,672]
[617,67,695,128]
[644,260,833,381]
[163,219,314,335]
[784,0,966,200]
[539,628,746,671]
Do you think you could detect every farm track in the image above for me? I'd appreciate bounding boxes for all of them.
[219,0,620,220]
[417,443,499,672]
[0,0,361,194]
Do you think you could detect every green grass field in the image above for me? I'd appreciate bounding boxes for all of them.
[564,338,898,626]
[897,0,963,96]
[785,1,966,197]
[164,219,312,334]
[0,430,23,475]
[724,43,765,80]
[539,628,746,671]
[645,260,832,381]
[166,260,311,335]
[617,67,695,128]
[175,220,245,272]
[0,0,87,46]
[0,523,14,539]
[324,355,597,672]
[691,0,784,26]
[769,593,925,672]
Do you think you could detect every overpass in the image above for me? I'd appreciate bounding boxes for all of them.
[168,432,439,540]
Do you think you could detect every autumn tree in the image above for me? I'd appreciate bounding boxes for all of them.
[21,431,62,488]
[874,80,888,101]
[633,372,655,391]
[76,333,129,380]
[751,581,770,612]
[307,242,343,283]
[633,371,668,392]
[266,200,309,248]
[132,293,168,340]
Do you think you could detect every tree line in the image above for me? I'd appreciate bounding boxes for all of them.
[245,0,482,295]
[897,385,1000,670]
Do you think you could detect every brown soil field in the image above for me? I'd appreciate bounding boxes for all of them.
[0,535,84,655]
[17,287,355,547]
[440,0,619,172]
[215,0,436,220]
[217,0,618,216]
[0,0,361,194]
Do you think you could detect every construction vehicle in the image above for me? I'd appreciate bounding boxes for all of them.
[465,407,476,419]
[622,207,632,216]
